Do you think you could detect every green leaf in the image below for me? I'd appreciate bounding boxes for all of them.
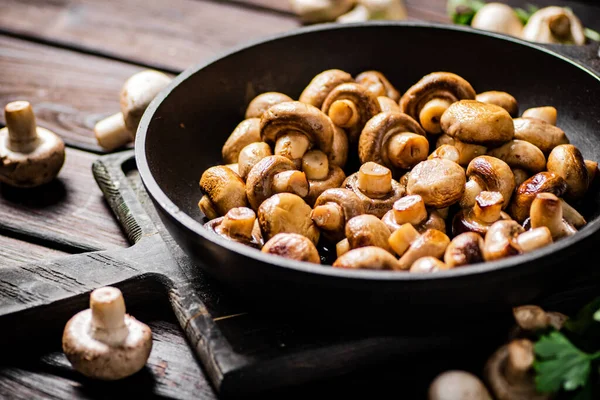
[447,0,485,25]
[565,297,600,335]
[514,3,540,25]
[585,28,600,42]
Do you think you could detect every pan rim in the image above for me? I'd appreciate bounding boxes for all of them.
[136,20,600,282]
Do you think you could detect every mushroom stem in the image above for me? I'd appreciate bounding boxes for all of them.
[461,178,484,208]
[585,160,598,184]
[272,170,310,198]
[419,98,451,134]
[274,132,311,166]
[198,195,219,220]
[530,193,576,239]
[473,191,504,223]
[517,227,553,253]
[357,161,392,198]
[392,195,427,225]
[311,202,343,231]
[548,13,571,38]
[388,223,420,256]
[302,150,329,180]
[387,132,429,169]
[90,287,128,346]
[94,112,133,151]
[561,198,586,228]
[5,101,39,151]
[217,207,256,240]
[328,99,359,128]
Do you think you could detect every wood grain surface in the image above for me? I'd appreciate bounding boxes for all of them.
[0,236,67,268]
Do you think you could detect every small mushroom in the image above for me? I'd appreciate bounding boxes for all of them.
[509,172,567,223]
[546,144,589,200]
[355,70,400,101]
[359,111,428,172]
[388,223,421,256]
[585,160,598,187]
[343,161,405,218]
[245,155,309,210]
[397,229,450,270]
[444,232,484,267]
[471,2,524,38]
[299,69,354,108]
[62,287,152,380]
[530,193,576,240]
[345,214,392,253]
[261,101,334,167]
[454,191,507,236]
[483,220,524,261]
[441,100,514,146]
[522,106,557,125]
[0,101,65,188]
[406,159,466,208]
[487,140,546,174]
[245,92,293,119]
[237,141,273,180]
[333,246,400,270]
[400,72,476,135]
[199,165,248,217]
[522,6,586,46]
[512,305,568,333]
[476,91,519,117]
[377,96,402,113]
[302,149,346,206]
[222,118,261,164]
[311,188,365,243]
[428,144,461,164]
[460,156,515,209]
[513,117,568,154]
[257,193,320,244]
[321,82,381,143]
[382,195,446,234]
[94,70,171,151]
[331,125,349,168]
[262,233,320,264]
[436,134,487,166]
[204,207,262,248]
[560,198,586,228]
[410,256,451,273]
[516,226,553,253]
[290,0,356,24]
[428,370,493,400]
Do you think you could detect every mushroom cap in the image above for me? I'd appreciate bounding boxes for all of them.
[262,233,320,264]
[245,155,302,210]
[410,256,450,273]
[321,82,381,143]
[428,370,492,400]
[436,134,488,166]
[313,188,365,243]
[343,171,405,218]
[299,69,354,108]
[237,141,272,180]
[441,100,514,146]
[222,118,261,164]
[547,144,589,200]
[62,309,152,380]
[466,156,515,208]
[398,228,451,270]
[400,72,476,122]
[377,96,402,113]
[330,125,349,168]
[452,206,509,237]
[355,70,401,102]
[332,246,400,270]
[475,91,519,117]
[522,106,557,126]
[120,70,171,132]
[260,101,334,155]
[358,111,427,171]
[257,193,319,244]
[471,2,524,37]
[510,171,567,222]
[200,165,248,216]
[483,220,524,261]
[487,140,546,174]
[444,232,485,267]
[203,208,262,249]
[513,117,568,154]
[245,92,293,119]
[522,6,586,45]
[0,126,65,188]
[305,165,346,206]
[345,214,392,253]
[407,159,466,208]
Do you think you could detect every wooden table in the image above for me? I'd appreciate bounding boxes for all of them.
[1,1,599,398]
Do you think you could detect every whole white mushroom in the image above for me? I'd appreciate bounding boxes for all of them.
[471,3,524,37]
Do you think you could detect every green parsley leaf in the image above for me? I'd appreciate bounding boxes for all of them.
[447,0,486,26]
[514,4,539,25]
[565,297,600,335]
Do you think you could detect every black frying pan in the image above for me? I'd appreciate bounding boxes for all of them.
[136,22,600,322]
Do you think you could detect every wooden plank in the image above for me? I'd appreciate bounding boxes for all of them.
[0,0,299,72]
[0,235,67,268]
[0,147,129,252]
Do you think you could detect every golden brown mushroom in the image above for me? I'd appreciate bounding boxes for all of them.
[444,232,484,267]
[436,134,487,167]
[388,223,421,257]
[513,117,568,154]
[245,155,309,210]
[406,159,466,208]
[516,226,553,253]
[400,72,476,135]
[204,207,262,248]
[513,169,530,189]
[298,69,354,109]
[530,193,576,240]
[460,156,515,209]
[333,246,400,270]
[560,198,586,228]
[302,149,346,206]
[257,193,319,244]
[237,142,272,180]
[245,92,293,119]
[345,214,392,253]
[382,195,447,234]
[311,188,365,243]
[522,106,557,125]
[487,140,546,174]
[410,257,451,273]
[355,70,401,101]
[330,126,349,168]
[343,162,405,218]
[476,91,518,117]
[377,96,402,113]
[512,305,568,333]
[585,160,598,187]
[510,172,567,223]
[397,229,450,270]
[199,166,248,218]
[428,144,460,164]
[453,191,508,236]
[359,111,428,173]
[336,238,350,258]
[546,144,589,200]
[441,100,514,146]
[221,118,261,164]
[483,220,524,261]
[262,233,320,264]
[321,82,381,143]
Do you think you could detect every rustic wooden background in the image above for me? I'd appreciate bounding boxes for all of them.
[1,0,599,398]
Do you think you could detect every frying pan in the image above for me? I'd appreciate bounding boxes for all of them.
[136,21,600,323]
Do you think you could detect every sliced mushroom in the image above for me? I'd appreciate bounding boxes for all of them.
[333,246,400,270]
[345,214,392,253]
[410,257,451,273]
[262,233,320,264]
[487,140,546,174]
[445,232,484,267]
[454,191,507,236]
[400,72,476,135]
[407,159,466,208]
[510,171,567,223]
[513,117,568,154]
[245,92,293,119]
[530,193,576,240]
[471,2,524,38]
[522,106,557,125]
[355,70,400,101]
[436,134,487,166]
[546,144,589,200]
[522,6,586,46]
[428,144,460,164]
[200,165,248,217]
[257,193,319,244]
[429,370,493,400]
[204,207,262,248]
[476,91,518,117]
[322,82,381,143]
[483,220,524,261]
[377,96,402,113]
[312,188,365,243]
[302,149,346,206]
[359,111,428,172]
[238,141,272,180]
[397,229,450,270]
[388,223,421,256]
[343,162,405,218]
[222,118,261,164]
[331,125,349,168]
[299,69,354,108]
[0,101,65,188]
[441,100,514,146]
[461,156,515,209]
[516,226,553,253]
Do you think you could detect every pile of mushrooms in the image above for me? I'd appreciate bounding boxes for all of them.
[198,67,596,271]
[289,0,407,24]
